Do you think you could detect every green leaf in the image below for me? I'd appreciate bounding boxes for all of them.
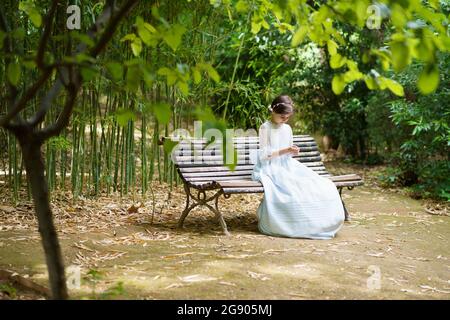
[29,9,42,27]
[75,53,96,64]
[136,16,159,47]
[162,24,186,51]
[192,67,201,84]
[391,4,407,29]
[125,65,141,92]
[251,21,262,34]
[142,67,154,87]
[198,63,220,83]
[72,32,95,48]
[22,59,36,69]
[19,1,42,27]
[152,103,172,125]
[163,139,178,155]
[223,146,238,171]
[327,40,338,55]
[106,62,123,81]
[390,41,410,72]
[343,69,363,82]
[7,62,21,86]
[331,74,346,95]
[151,4,160,19]
[371,49,391,70]
[157,67,172,76]
[380,77,404,96]
[364,75,379,90]
[11,28,25,40]
[136,17,152,44]
[115,108,136,127]
[157,67,177,85]
[291,26,308,47]
[131,37,142,56]
[121,34,136,42]
[275,22,294,34]
[80,66,97,81]
[235,0,248,12]
[329,53,347,69]
[354,1,368,27]
[417,64,439,94]
[177,81,189,96]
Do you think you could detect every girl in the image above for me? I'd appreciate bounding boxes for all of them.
[251,95,345,239]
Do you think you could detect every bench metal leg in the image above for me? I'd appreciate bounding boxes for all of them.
[338,187,350,221]
[178,184,195,228]
[178,184,230,236]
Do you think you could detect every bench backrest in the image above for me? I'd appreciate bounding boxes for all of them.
[165,135,330,184]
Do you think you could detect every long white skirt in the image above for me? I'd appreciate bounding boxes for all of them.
[251,154,345,239]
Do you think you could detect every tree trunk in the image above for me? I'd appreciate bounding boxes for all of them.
[19,135,68,300]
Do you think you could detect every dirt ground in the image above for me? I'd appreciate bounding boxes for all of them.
[0,163,449,299]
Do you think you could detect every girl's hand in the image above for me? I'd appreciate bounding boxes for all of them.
[288,145,300,156]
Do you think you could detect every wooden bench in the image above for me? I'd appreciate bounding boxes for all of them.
[160,135,363,235]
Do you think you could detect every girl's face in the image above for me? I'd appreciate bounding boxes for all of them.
[271,112,292,124]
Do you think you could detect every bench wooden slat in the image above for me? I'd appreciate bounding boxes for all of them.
[185,171,330,183]
[218,176,363,194]
[176,156,323,167]
[163,136,315,144]
[173,151,320,162]
[221,187,265,194]
[165,139,317,149]
[174,141,319,148]
[188,173,334,187]
[171,146,319,156]
[334,180,364,188]
[216,175,362,188]
[328,174,362,182]
[178,161,325,173]
[181,166,328,178]
[221,180,363,194]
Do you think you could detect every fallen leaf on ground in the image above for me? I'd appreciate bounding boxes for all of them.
[419,285,450,294]
[0,206,15,213]
[178,274,218,283]
[219,281,237,287]
[367,252,384,258]
[247,271,270,281]
[164,283,185,289]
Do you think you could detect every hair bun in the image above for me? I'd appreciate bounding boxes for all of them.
[270,95,294,114]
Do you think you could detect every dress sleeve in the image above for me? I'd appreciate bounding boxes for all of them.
[257,124,273,162]
[287,125,294,158]
[251,124,273,181]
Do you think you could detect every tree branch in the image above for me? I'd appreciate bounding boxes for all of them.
[28,76,64,127]
[37,0,139,139]
[36,0,59,69]
[89,0,139,58]
[37,81,80,141]
[0,69,53,127]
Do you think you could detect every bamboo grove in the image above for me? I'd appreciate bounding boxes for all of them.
[0,1,232,202]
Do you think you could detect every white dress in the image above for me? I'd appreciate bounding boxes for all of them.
[251,120,345,239]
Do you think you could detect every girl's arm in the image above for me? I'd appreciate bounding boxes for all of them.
[270,147,296,158]
[287,125,299,156]
[258,125,298,160]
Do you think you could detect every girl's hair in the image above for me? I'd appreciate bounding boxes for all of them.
[269,95,294,114]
